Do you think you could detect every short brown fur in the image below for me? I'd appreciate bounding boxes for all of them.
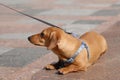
[28,27,107,74]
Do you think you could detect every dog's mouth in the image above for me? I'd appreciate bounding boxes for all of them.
[34,44,42,46]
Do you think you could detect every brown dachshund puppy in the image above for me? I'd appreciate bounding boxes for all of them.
[28,27,107,74]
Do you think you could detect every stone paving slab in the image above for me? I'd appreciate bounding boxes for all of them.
[0,47,50,67]
[39,9,99,16]
[0,33,32,39]
[91,8,120,16]
[62,24,98,35]
[73,20,105,24]
[0,47,13,55]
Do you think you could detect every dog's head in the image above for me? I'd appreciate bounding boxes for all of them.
[28,27,63,49]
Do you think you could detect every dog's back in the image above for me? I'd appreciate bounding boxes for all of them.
[80,31,107,65]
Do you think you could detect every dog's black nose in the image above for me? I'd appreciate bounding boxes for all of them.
[28,37,31,41]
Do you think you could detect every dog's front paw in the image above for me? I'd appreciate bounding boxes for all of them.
[45,64,55,70]
[58,68,69,75]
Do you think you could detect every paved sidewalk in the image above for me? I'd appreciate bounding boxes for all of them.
[0,0,120,80]
[31,21,120,80]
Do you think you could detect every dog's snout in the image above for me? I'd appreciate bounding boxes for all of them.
[28,37,31,41]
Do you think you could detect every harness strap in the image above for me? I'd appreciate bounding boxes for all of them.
[62,41,90,67]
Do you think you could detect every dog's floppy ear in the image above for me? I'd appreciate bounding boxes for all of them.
[47,31,60,50]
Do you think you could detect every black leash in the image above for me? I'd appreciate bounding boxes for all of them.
[0,3,59,27]
[0,3,74,35]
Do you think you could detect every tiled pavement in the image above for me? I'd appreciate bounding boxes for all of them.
[0,0,120,80]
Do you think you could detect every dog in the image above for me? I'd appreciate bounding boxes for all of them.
[28,27,107,74]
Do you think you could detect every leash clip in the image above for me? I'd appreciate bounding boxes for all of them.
[62,58,74,67]
[66,58,74,63]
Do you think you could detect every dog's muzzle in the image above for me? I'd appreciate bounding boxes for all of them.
[28,37,31,41]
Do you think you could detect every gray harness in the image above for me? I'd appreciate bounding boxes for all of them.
[59,41,90,68]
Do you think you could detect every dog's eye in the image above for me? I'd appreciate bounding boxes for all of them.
[40,32,44,37]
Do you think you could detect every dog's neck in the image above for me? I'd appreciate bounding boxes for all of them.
[51,33,81,60]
